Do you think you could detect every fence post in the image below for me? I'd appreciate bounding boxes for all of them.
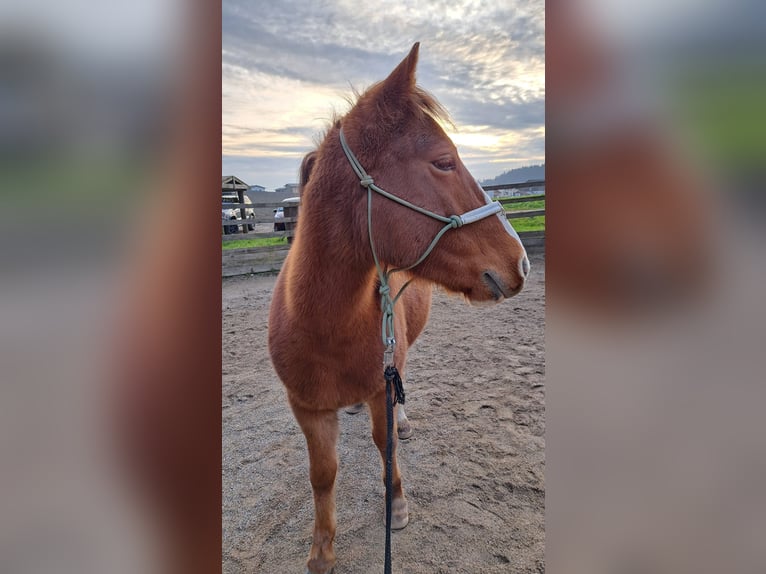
[237,190,247,234]
[284,202,299,244]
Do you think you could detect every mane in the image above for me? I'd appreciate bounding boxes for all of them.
[312,83,454,152]
[409,85,453,129]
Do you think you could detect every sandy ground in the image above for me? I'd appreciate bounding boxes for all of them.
[222,254,545,574]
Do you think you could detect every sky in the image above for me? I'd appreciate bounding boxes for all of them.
[222,0,544,191]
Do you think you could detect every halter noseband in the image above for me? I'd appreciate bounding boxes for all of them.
[338,128,519,362]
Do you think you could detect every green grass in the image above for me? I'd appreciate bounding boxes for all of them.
[498,195,545,232]
[509,215,545,233]
[499,198,545,211]
[222,236,287,250]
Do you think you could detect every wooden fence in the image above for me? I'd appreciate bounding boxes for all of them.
[222,181,544,277]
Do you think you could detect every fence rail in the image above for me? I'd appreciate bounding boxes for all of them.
[221,198,298,241]
[222,184,544,277]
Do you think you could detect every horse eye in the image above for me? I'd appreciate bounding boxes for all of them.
[432,158,456,171]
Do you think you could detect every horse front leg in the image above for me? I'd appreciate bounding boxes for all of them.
[348,397,412,440]
[291,404,339,574]
[368,390,409,529]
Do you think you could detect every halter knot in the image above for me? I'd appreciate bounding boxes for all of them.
[449,214,463,228]
[379,283,391,297]
[360,175,375,188]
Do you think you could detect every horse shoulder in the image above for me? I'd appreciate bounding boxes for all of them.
[399,278,432,347]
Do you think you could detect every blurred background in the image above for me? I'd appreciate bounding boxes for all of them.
[0,1,220,574]
[548,1,766,573]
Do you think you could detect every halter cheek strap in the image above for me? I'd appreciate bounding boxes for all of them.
[338,128,523,359]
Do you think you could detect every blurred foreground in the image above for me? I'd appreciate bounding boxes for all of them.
[0,2,220,574]
[548,1,766,573]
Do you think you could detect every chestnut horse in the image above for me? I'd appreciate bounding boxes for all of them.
[268,43,529,574]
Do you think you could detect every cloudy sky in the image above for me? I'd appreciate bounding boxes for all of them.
[222,0,544,190]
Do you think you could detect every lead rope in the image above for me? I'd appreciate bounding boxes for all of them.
[383,364,404,574]
[338,128,502,574]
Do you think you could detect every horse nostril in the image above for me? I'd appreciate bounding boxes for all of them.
[520,254,530,278]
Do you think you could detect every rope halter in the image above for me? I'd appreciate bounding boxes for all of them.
[338,128,523,365]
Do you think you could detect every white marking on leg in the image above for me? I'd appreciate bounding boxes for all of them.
[397,404,408,425]
[396,404,413,440]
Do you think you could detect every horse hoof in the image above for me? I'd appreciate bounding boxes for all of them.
[391,497,409,530]
[305,570,333,574]
[392,512,409,530]
[397,420,413,440]
[344,403,364,414]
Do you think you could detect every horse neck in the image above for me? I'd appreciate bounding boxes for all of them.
[285,193,380,327]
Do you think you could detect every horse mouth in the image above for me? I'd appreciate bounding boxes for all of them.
[483,271,519,301]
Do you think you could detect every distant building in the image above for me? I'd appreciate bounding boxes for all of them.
[487,180,545,199]
[275,183,299,195]
[249,184,266,193]
[520,181,545,197]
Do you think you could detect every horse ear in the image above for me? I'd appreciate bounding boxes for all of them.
[381,42,420,98]
[298,151,316,198]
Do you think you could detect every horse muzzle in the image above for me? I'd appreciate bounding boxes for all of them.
[483,269,524,301]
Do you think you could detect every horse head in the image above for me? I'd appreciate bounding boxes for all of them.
[321,43,529,303]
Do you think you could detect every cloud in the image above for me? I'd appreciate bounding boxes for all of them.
[222,0,544,189]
